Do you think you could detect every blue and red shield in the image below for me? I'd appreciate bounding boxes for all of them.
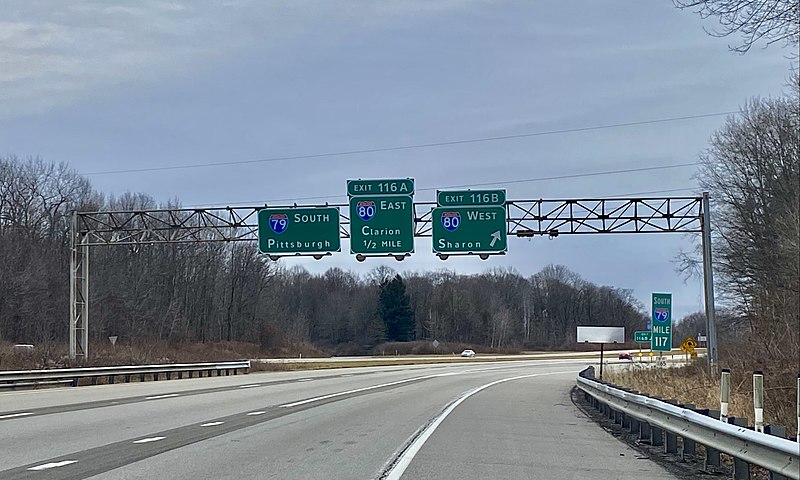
[441,211,461,232]
[654,308,669,322]
[357,201,376,221]
[269,213,288,234]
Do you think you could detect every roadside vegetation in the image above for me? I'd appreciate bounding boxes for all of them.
[607,2,799,432]
[0,156,647,362]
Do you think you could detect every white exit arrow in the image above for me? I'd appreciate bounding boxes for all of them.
[489,231,502,247]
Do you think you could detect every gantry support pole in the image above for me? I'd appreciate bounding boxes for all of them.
[701,192,718,372]
[69,211,89,360]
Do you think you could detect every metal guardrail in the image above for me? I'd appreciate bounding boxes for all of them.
[0,360,251,389]
[577,367,799,480]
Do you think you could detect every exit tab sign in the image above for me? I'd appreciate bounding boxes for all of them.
[437,189,506,207]
[348,179,414,197]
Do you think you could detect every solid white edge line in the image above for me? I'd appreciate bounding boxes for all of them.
[383,370,576,480]
[27,460,78,471]
[145,393,179,400]
[133,436,166,444]
[239,384,260,388]
[200,422,224,427]
[0,412,33,420]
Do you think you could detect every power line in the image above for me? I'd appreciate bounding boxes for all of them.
[183,162,699,207]
[84,111,735,176]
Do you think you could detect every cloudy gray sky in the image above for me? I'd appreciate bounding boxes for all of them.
[1,1,793,322]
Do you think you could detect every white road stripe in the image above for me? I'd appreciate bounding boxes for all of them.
[247,411,266,416]
[145,394,179,400]
[297,378,312,382]
[0,412,33,420]
[278,365,538,409]
[200,422,224,427]
[383,370,574,480]
[27,460,78,471]
[133,436,166,444]
[238,384,260,388]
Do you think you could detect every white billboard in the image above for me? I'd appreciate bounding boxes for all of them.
[577,326,625,344]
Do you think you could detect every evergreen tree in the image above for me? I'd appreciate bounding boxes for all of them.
[379,274,415,341]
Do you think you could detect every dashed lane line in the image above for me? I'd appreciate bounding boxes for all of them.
[26,461,77,471]
[132,437,166,444]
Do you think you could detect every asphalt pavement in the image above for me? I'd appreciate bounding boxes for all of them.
[0,359,678,479]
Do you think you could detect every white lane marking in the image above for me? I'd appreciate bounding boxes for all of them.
[0,412,33,420]
[277,365,546,409]
[297,378,312,382]
[133,436,166,444]
[238,384,260,388]
[340,374,353,377]
[145,394,179,400]
[247,411,266,416]
[279,377,422,408]
[27,460,78,471]
[200,422,224,427]
[383,370,575,480]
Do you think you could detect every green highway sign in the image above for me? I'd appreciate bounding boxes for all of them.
[348,179,414,197]
[650,293,673,351]
[432,206,507,254]
[350,195,414,254]
[633,331,651,343]
[437,189,506,207]
[258,207,340,255]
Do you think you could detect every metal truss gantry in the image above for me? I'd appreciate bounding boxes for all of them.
[70,194,717,368]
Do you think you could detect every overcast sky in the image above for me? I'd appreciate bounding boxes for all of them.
[1,1,793,323]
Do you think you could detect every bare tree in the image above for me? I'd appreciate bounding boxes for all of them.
[674,0,799,52]
[698,90,799,358]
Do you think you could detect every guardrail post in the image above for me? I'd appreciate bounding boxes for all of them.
[108,375,115,384]
[700,409,721,470]
[629,416,639,434]
[139,373,145,382]
[796,374,799,443]
[721,369,731,423]
[681,404,696,459]
[663,400,679,453]
[166,372,172,380]
[729,417,750,479]
[177,372,183,380]
[124,374,131,383]
[753,371,765,433]
[639,420,651,442]
[765,425,788,480]
[650,425,664,447]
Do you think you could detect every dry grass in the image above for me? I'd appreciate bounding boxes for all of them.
[605,361,797,438]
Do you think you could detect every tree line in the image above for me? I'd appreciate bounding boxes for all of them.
[0,158,646,354]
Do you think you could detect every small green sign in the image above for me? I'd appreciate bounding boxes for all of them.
[350,195,414,254]
[633,331,651,343]
[348,179,414,197]
[437,189,506,207]
[258,207,340,254]
[650,293,673,351]
[432,206,507,254]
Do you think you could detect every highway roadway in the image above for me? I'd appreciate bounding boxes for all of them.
[0,358,679,479]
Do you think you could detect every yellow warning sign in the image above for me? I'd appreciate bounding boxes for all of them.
[680,337,697,353]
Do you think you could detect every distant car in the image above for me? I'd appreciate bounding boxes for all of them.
[460,349,476,358]
[618,353,631,360]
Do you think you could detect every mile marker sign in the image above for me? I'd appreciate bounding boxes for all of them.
[650,293,673,351]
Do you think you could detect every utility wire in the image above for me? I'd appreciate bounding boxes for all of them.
[84,111,735,176]
[183,162,699,207]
